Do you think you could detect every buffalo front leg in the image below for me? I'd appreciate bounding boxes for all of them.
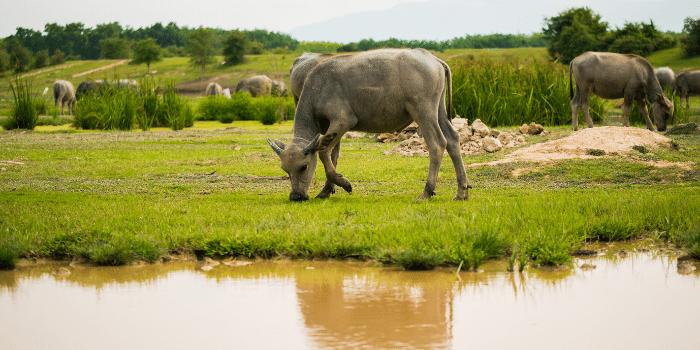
[636,98,656,131]
[317,132,352,196]
[315,142,342,198]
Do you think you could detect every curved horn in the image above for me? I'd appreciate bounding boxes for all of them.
[266,137,284,155]
[302,134,321,155]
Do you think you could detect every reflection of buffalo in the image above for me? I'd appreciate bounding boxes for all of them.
[53,80,76,115]
[205,82,223,96]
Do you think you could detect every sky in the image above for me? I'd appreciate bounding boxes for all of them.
[1,0,697,42]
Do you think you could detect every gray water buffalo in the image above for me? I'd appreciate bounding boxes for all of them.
[266,48,471,202]
[76,80,101,99]
[235,75,273,97]
[675,70,700,108]
[205,82,223,96]
[570,52,674,132]
[53,80,76,115]
[654,67,676,91]
[289,52,333,106]
[271,79,287,97]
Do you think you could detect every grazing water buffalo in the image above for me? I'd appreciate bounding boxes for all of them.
[570,52,674,132]
[675,70,700,108]
[271,79,287,97]
[266,48,471,202]
[235,75,273,97]
[205,82,223,96]
[76,80,101,99]
[53,80,76,115]
[289,52,333,106]
[654,67,676,91]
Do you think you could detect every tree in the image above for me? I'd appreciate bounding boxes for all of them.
[100,37,130,59]
[222,30,247,65]
[543,7,607,63]
[186,27,217,78]
[32,49,49,69]
[50,49,65,65]
[5,38,33,72]
[131,38,162,73]
[681,17,700,58]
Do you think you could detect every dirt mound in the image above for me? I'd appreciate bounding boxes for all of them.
[470,126,687,167]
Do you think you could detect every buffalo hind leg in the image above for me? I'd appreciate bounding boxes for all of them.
[414,112,447,201]
[438,112,471,200]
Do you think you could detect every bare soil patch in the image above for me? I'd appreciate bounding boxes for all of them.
[469,126,693,169]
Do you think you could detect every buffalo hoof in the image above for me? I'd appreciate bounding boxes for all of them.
[331,173,352,193]
[315,185,336,199]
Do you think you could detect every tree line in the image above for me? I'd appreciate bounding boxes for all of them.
[1,10,699,75]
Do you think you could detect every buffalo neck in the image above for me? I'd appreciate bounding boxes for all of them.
[292,97,320,141]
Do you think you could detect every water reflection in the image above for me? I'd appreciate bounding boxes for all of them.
[1,253,698,350]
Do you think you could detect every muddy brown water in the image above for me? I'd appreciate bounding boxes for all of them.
[1,252,699,349]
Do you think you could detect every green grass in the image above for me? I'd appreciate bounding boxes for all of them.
[1,121,699,268]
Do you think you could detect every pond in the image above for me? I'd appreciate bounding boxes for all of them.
[1,249,699,349]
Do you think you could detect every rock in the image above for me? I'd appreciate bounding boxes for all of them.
[344,131,363,139]
[519,122,546,135]
[472,119,490,137]
[482,137,503,153]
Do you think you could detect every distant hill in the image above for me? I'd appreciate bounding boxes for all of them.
[288,0,689,44]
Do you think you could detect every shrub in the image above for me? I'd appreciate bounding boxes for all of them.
[256,96,281,125]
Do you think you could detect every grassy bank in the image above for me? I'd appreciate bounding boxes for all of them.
[1,121,699,269]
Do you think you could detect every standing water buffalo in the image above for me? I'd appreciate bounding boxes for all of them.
[570,52,674,132]
[53,80,76,115]
[675,70,700,108]
[205,82,223,96]
[289,52,333,106]
[235,75,273,97]
[266,48,471,202]
[654,67,676,91]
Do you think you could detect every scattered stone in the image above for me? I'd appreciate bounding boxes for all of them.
[344,131,363,139]
[572,249,598,256]
[519,122,548,135]
[384,117,527,157]
[200,265,213,271]
[618,249,629,257]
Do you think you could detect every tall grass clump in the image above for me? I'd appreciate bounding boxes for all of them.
[161,81,195,130]
[449,230,507,270]
[0,238,20,270]
[451,56,605,127]
[673,227,700,259]
[524,231,574,266]
[4,76,44,130]
[73,84,138,130]
[73,77,192,131]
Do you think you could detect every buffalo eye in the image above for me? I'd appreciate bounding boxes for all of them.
[299,164,308,173]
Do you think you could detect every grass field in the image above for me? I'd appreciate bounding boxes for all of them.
[1,120,699,270]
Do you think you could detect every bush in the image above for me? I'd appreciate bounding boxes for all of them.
[196,93,294,124]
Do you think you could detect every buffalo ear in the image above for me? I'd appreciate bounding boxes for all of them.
[274,139,287,150]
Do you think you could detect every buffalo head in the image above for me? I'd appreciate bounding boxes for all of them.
[652,93,674,132]
[267,135,322,201]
